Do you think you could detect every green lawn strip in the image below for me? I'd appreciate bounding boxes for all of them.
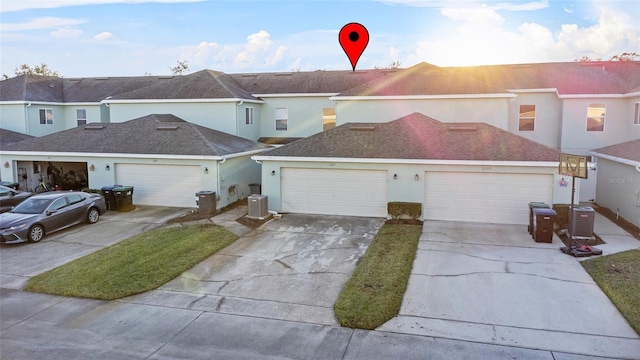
[581,249,640,335]
[334,223,422,329]
[25,223,237,300]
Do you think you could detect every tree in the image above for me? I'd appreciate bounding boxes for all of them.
[170,60,190,75]
[2,62,61,79]
[374,61,402,69]
[575,52,639,62]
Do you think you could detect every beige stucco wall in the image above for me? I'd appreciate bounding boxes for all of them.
[258,97,337,138]
[595,158,640,228]
[507,92,563,149]
[335,98,510,128]
[108,102,240,136]
[258,160,571,216]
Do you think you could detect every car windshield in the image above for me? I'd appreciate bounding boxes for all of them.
[11,198,52,214]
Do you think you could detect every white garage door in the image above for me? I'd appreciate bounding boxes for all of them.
[425,172,553,224]
[281,168,387,217]
[116,164,202,208]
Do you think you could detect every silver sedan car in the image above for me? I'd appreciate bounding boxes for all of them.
[0,191,107,244]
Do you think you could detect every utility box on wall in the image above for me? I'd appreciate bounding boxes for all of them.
[248,194,268,219]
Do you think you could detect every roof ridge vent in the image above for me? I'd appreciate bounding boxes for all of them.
[447,124,477,131]
[156,125,179,130]
[84,124,106,130]
[349,125,376,131]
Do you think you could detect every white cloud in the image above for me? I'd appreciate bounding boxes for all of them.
[441,5,504,26]
[265,45,288,67]
[1,0,205,13]
[233,30,274,68]
[94,31,113,40]
[2,17,86,31]
[50,28,83,38]
[380,0,548,11]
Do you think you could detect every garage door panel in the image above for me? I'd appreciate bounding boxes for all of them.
[116,164,201,208]
[425,172,552,225]
[281,168,387,217]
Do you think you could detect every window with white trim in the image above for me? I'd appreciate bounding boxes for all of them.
[76,109,87,126]
[39,109,53,125]
[245,107,254,125]
[323,107,336,131]
[634,103,640,125]
[518,104,535,131]
[586,103,605,132]
[275,108,288,131]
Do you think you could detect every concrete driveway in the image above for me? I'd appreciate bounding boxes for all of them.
[122,214,384,326]
[0,206,188,290]
[380,221,640,359]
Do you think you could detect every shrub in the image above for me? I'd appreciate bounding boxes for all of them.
[388,202,422,221]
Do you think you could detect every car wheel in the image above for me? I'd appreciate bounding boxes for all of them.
[28,225,44,243]
[87,208,100,224]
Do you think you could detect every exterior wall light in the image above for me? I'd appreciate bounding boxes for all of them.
[271,170,276,176]
[105,164,111,171]
[3,161,9,168]
[393,173,398,180]
[204,167,209,174]
[415,174,419,181]
[89,164,95,171]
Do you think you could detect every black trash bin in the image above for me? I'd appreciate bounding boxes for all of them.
[248,183,261,195]
[532,208,557,243]
[196,191,216,215]
[528,202,550,235]
[101,185,122,211]
[113,186,134,212]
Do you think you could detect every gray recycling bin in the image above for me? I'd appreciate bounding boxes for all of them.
[196,191,216,215]
[101,185,122,211]
[113,186,134,212]
[528,202,550,235]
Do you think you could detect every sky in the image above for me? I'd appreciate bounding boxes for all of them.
[1,0,639,78]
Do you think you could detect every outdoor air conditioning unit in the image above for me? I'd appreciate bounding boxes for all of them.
[248,194,268,219]
[569,206,595,238]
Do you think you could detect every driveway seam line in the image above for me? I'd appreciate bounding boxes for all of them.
[340,329,355,360]
[409,272,596,285]
[144,310,205,360]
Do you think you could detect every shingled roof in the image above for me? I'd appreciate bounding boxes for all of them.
[230,69,398,94]
[0,129,34,149]
[62,76,174,102]
[2,114,270,156]
[591,139,640,163]
[261,112,559,162]
[110,70,259,100]
[0,74,64,102]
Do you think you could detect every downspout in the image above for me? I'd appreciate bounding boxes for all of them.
[217,158,227,209]
[636,165,640,229]
[25,103,32,134]
[236,100,244,136]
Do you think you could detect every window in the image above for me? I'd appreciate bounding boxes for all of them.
[67,194,84,205]
[323,108,336,131]
[518,104,535,131]
[634,103,640,125]
[586,103,605,131]
[39,109,53,125]
[76,109,87,126]
[275,108,288,131]
[245,107,253,125]
[48,197,67,212]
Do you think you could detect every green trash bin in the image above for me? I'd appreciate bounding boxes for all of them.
[528,202,550,235]
[113,186,134,212]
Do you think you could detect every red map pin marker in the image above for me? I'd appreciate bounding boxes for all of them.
[339,23,369,71]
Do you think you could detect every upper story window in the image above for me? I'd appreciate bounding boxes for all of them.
[323,108,336,131]
[586,103,605,132]
[76,109,87,126]
[245,107,254,125]
[634,103,640,125]
[518,104,535,131]
[39,109,53,125]
[275,108,288,131]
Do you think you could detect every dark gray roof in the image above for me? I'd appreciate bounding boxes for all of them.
[3,114,270,156]
[0,129,34,149]
[230,69,398,94]
[62,76,174,102]
[591,139,640,163]
[0,74,64,102]
[111,70,259,100]
[262,112,559,162]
